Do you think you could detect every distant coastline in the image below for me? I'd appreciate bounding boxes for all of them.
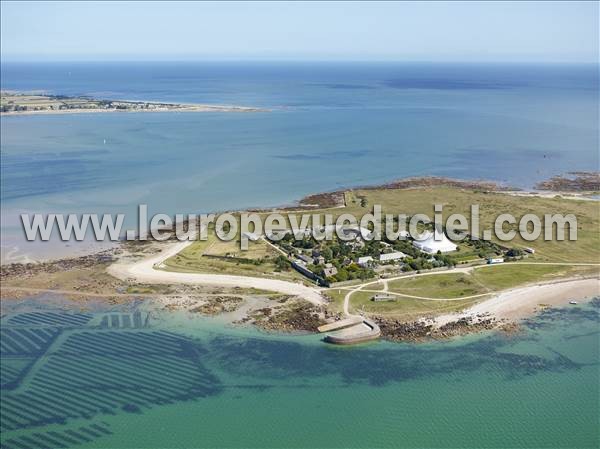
[0,90,265,115]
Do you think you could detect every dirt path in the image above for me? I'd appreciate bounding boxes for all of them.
[107,239,326,306]
[341,262,600,317]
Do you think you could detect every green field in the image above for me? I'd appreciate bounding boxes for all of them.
[325,263,599,319]
[262,186,599,263]
[387,273,487,298]
[162,229,305,283]
[470,263,599,290]
[335,186,599,263]
[344,289,483,318]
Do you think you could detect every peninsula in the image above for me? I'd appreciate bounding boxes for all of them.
[0,91,264,115]
[2,176,598,344]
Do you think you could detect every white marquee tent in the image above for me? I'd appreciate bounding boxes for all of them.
[412,229,457,254]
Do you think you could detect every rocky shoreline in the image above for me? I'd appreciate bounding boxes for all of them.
[535,171,600,192]
[374,314,522,343]
[190,295,244,315]
[0,250,116,280]
[238,299,329,333]
[243,176,514,213]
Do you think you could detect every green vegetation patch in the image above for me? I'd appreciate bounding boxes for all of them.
[470,263,598,290]
[162,229,303,282]
[387,273,488,298]
[347,290,483,319]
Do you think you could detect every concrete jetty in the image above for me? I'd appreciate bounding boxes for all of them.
[317,316,363,333]
[323,318,381,345]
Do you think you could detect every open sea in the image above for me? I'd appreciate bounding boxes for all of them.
[1,62,599,261]
[0,296,599,449]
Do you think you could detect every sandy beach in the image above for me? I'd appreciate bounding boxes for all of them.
[435,277,599,326]
[107,239,326,306]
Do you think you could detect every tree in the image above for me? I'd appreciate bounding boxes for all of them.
[334,268,349,282]
[274,255,290,271]
[506,248,523,258]
[321,247,333,261]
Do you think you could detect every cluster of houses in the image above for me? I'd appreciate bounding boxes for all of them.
[284,224,461,285]
[295,252,339,278]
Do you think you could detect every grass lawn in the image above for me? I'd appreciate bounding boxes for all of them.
[470,263,599,290]
[255,186,599,264]
[321,186,599,263]
[325,263,598,319]
[347,290,483,319]
[162,230,305,282]
[387,273,488,298]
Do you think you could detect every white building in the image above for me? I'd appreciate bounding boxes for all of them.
[379,252,407,262]
[412,229,457,254]
[357,256,374,267]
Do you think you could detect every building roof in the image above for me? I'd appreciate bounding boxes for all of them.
[412,229,457,254]
[357,256,374,265]
[297,254,311,263]
[379,251,407,262]
[323,266,338,277]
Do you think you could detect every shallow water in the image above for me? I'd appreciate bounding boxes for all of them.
[1,295,598,448]
[1,62,598,261]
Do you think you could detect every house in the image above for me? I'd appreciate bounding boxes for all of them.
[313,255,325,265]
[412,228,457,254]
[379,251,406,262]
[297,254,311,264]
[345,239,365,250]
[357,256,374,267]
[323,265,338,277]
[371,294,395,302]
[292,259,312,276]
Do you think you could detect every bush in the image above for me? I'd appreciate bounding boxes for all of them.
[274,255,290,271]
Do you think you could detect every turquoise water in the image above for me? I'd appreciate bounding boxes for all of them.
[1,297,598,448]
[1,62,598,261]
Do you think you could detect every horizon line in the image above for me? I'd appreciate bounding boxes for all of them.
[2,58,598,65]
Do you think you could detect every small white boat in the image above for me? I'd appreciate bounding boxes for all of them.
[569,300,578,305]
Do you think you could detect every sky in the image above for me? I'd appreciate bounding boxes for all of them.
[1,1,598,62]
